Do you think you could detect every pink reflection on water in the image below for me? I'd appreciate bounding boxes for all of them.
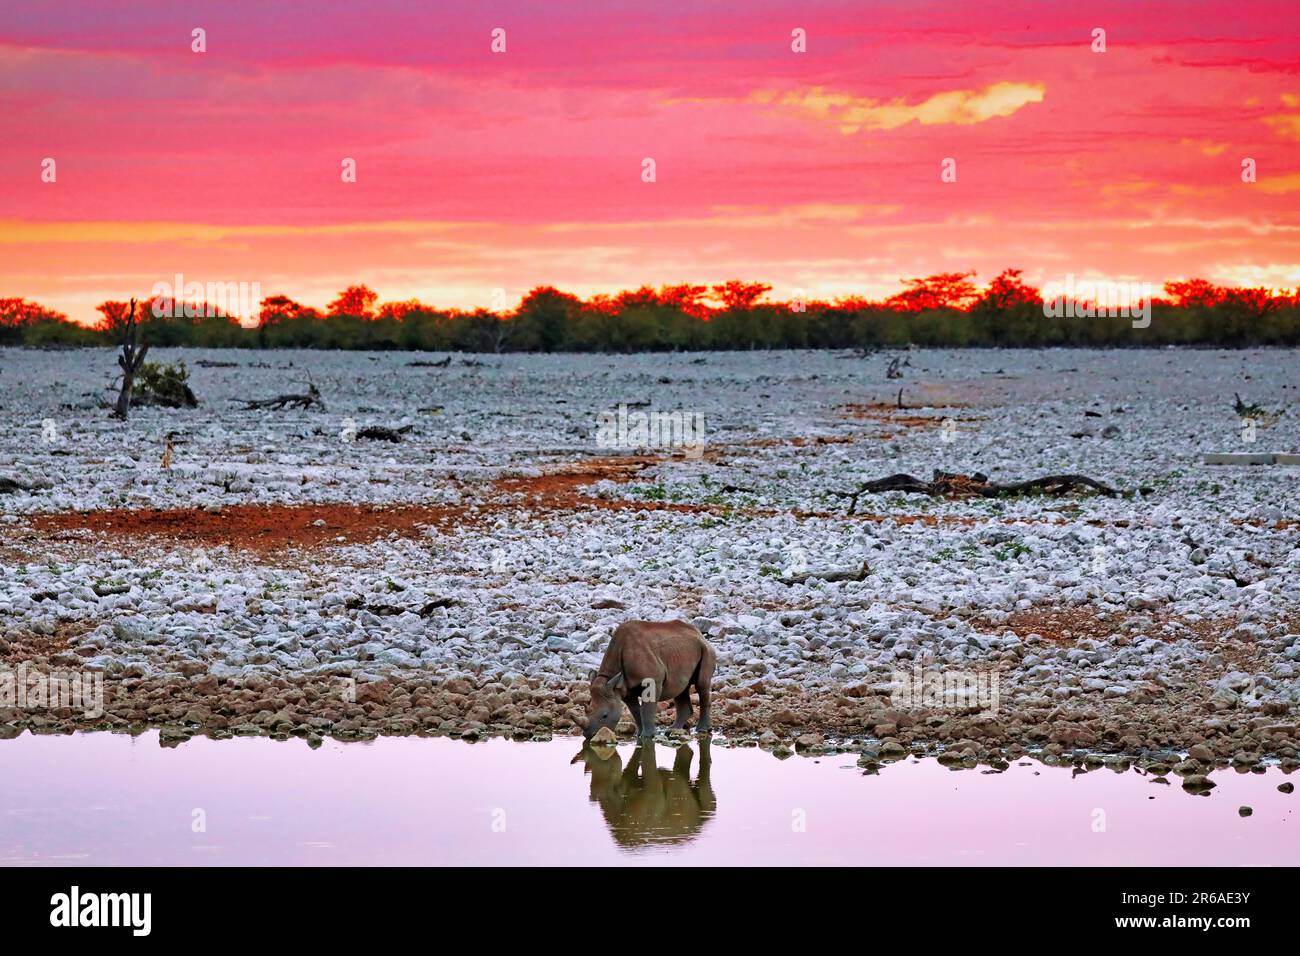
[0,731,1292,866]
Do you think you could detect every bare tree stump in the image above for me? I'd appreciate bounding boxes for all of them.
[112,298,148,420]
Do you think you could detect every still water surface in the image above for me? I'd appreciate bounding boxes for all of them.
[0,731,1292,865]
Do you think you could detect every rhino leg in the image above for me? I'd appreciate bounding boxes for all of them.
[628,700,643,736]
[695,647,715,735]
[672,692,694,729]
[637,698,657,739]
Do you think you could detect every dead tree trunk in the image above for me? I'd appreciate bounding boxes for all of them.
[112,298,149,420]
[834,469,1121,513]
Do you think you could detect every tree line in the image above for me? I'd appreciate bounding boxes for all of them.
[4,270,1300,351]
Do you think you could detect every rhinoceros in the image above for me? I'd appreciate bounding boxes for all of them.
[581,619,715,740]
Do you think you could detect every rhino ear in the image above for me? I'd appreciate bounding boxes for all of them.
[588,669,597,682]
[607,671,626,692]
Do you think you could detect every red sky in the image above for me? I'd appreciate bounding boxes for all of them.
[2,0,1299,324]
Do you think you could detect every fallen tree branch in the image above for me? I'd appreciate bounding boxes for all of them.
[834,469,1119,513]
[0,476,36,494]
[345,596,458,616]
[243,382,324,410]
[781,561,871,585]
[356,424,414,442]
[988,474,1120,497]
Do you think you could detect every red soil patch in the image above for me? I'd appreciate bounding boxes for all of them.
[842,403,945,429]
[493,456,655,500]
[27,502,474,553]
[981,606,1128,645]
[840,403,981,434]
[491,455,718,516]
[733,435,855,449]
[22,455,715,555]
[976,605,1266,656]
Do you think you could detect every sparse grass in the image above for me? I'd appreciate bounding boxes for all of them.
[1150,468,1184,490]
[632,484,668,501]
[993,540,1032,561]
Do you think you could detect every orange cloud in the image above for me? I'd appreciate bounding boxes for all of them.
[1178,138,1228,156]
[754,81,1046,134]
[1257,173,1300,194]
[1264,113,1300,139]
[1262,93,1300,139]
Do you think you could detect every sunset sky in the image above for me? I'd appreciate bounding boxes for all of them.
[2,0,1299,324]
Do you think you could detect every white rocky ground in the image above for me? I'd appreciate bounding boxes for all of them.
[1,347,1297,775]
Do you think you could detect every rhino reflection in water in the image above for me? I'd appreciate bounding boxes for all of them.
[572,740,716,848]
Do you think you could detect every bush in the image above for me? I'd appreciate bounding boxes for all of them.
[135,361,199,408]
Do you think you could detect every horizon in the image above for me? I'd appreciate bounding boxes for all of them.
[3,1,1299,325]
[11,268,1296,332]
